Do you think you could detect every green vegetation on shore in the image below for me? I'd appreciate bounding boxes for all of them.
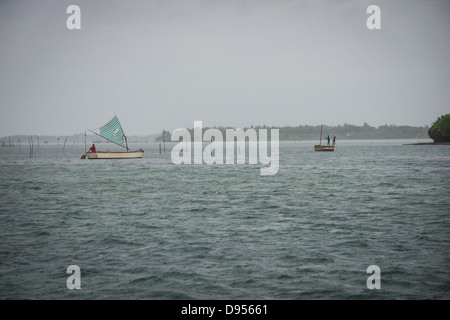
[428,114,450,142]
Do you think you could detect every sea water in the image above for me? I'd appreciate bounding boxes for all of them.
[0,140,449,299]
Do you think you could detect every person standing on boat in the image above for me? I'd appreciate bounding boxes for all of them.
[326,135,330,146]
[89,144,96,152]
[333,136,336,146]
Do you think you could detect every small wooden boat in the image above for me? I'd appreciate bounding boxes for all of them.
[81,115,144,159]
[314,145,334,151]
[86,150,143,159]
[314,125,335,152]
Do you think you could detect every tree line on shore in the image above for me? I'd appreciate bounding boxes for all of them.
[156,123,429,142]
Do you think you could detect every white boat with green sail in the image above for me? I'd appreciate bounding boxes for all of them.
[81,115,143,159]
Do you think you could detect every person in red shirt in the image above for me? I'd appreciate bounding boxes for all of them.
[89,144,96,152]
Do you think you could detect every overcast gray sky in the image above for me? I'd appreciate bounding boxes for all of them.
[0,0,449,136]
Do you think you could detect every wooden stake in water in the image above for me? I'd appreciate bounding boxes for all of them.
[28,136,34,157]
[162,129,166,153]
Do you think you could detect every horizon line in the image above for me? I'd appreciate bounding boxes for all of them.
[0,122,431,138]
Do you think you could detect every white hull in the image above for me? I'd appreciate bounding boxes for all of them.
[87,151,143,159]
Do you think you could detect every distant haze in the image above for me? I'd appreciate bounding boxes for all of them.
[0,0,449,136]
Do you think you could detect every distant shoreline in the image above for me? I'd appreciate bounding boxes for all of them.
[404,141,450,145]
[1,123,431,142]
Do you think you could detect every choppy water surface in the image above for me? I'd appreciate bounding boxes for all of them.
[0,140,449,299]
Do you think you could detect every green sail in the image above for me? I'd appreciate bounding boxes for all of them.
[98,115,127,149]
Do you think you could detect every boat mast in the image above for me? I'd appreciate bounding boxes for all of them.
[124,135,129,151]
[114,115,129,151]
[320,125,323,145]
